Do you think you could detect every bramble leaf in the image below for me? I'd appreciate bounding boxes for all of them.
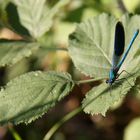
[68,13,140,115]
[82,72,137,115]
[0,71,74,125]
[68,13,116,78]
[68,13,140,78]
[0,40,39,67]
[13,0,69,38]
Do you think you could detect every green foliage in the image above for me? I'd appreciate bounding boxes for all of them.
[69,13,116,78]
[0,0,139,131]
[124,117,140,140]
[69,13,140,115]
[6,2,30,36]
[0,40,39,67]
[0,0,72,126]
[12,0,69,38]
[82,77,135,115]
[0,0,140,139]
[0,71,74,125]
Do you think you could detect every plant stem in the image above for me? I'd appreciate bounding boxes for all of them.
[75,77,104,85]
[9,126,22,140]
[43,107,82,140]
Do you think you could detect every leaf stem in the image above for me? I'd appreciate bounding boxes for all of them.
[43,107,82,140]
[75,78,104,85]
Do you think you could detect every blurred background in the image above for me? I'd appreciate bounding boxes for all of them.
[0,0,140,140]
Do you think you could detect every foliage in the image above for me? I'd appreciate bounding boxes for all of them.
[0,0,140,140]
[0,71,74,125]
[12,0,69,38]
[0,40,39,66]
[69,13,140,115]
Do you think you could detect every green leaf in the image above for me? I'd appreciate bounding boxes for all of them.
[68,13,140,78]
[124,117,140,140]
[0,71,74,125]
[69,13,140,115]
[82,58,140,115]
[6,2,30,36]
[0,40,39,67]
[68,13,116,78]
[13,0,69,38]
[82,73,135,115]
[82,60,140,116]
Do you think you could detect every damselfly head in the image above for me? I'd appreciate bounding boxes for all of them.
[106,78,115,85]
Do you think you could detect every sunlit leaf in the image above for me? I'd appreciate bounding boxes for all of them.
[0,71,74,125]
[69,13,116,78]
[0,40,39,67]
[68,13,140,115]
[13,0,69,38]
[82,73,136,115]
[68,13,140,78]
